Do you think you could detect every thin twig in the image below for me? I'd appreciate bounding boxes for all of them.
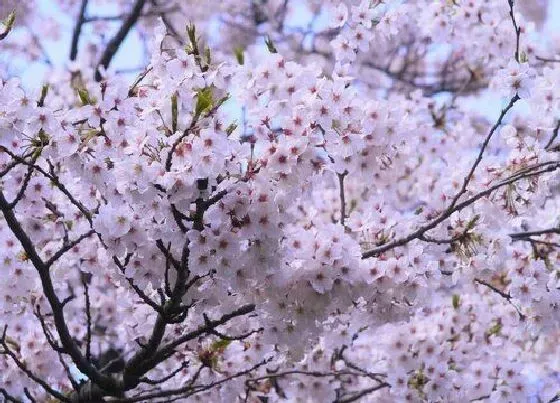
[545,120,560,150]
[362,95,520,259]
[69,0,89,60]
[475,278,525,320]
[507,0,522,62]
[338,171,348,228]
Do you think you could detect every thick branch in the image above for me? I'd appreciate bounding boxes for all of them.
[130,304,256,378]
[114,358,267,402]
[0,191,121,393]
[95,0,147,81]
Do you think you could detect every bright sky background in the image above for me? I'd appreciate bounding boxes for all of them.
[8,0,560,125]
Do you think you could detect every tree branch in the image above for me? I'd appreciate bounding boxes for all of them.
[507,0,522,62]
[69,0,89,61]
[362,96,522,258]
[0,191,121,393]
[1,327,71,402]
[45,229,95,268]
[95,0,147,81]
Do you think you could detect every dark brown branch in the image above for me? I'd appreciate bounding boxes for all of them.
[8,160,36,208]
[510,228,560,239]
[0,387,24,403]
[335,383,390,403]
[115,358,268,402]
[113,255,165,314]
[475,278,525,320]
[1,327,71,402]
[545,120,560,150]
[95,0,147,81]
[338,171,348,228]
[0,158,24,177]
[362,95,520,259]
[34,305,64,353]
[121,237,191,386]
[69,0,89,61]
[203,313,263,341]
[363,161,560,257]
[0,191,121,393]
[128,67,153,97]
[81,272,93,362]
[0,148,94,225]
[160,12,184,45]
[46,229,95,268]
[57,350,80,391]
[447,94,519,211]
[128,304,256,379]
[23,388,36,403]
[139,360,190,385]
[507,0,522,62]
[85,6,179,23]
[536,56,560,63]
[247,369,374,383]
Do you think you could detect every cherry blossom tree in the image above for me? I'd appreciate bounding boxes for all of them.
[1,0,560,402]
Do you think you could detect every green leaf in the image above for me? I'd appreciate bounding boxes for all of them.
[265,36,277,53]
[210,339,231,353]
[452,294,461,309]
[77,88,92,106]
[234,46,245,65]
[488,322,502,336]
[186,23,197,47]
[194,87,214,118]
[225,122,238,136]
[0,11,15,40]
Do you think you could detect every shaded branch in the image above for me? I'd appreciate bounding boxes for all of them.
[114,358,269,402]
[69,0,89,61]
[0,387,24,403]
[129,304,256,379]
[85,6,179,23]
[475,278,525,320]
[545,120,560,150]
[0,191,121,393]
[510,227,560,239]
[45,229,95,268]
[1,327,71,402]
[335,383,390,403]
[507,0,522,62]
[139,360,190,385]
[95,0,147,81]
[362,95,521,258]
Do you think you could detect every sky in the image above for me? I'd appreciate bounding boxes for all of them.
[7,0,560,125]
[12,1,560,85]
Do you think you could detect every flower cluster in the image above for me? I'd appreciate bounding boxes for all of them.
[1,0,560,402]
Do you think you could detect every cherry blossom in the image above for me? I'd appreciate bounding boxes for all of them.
[0,0,560,402]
